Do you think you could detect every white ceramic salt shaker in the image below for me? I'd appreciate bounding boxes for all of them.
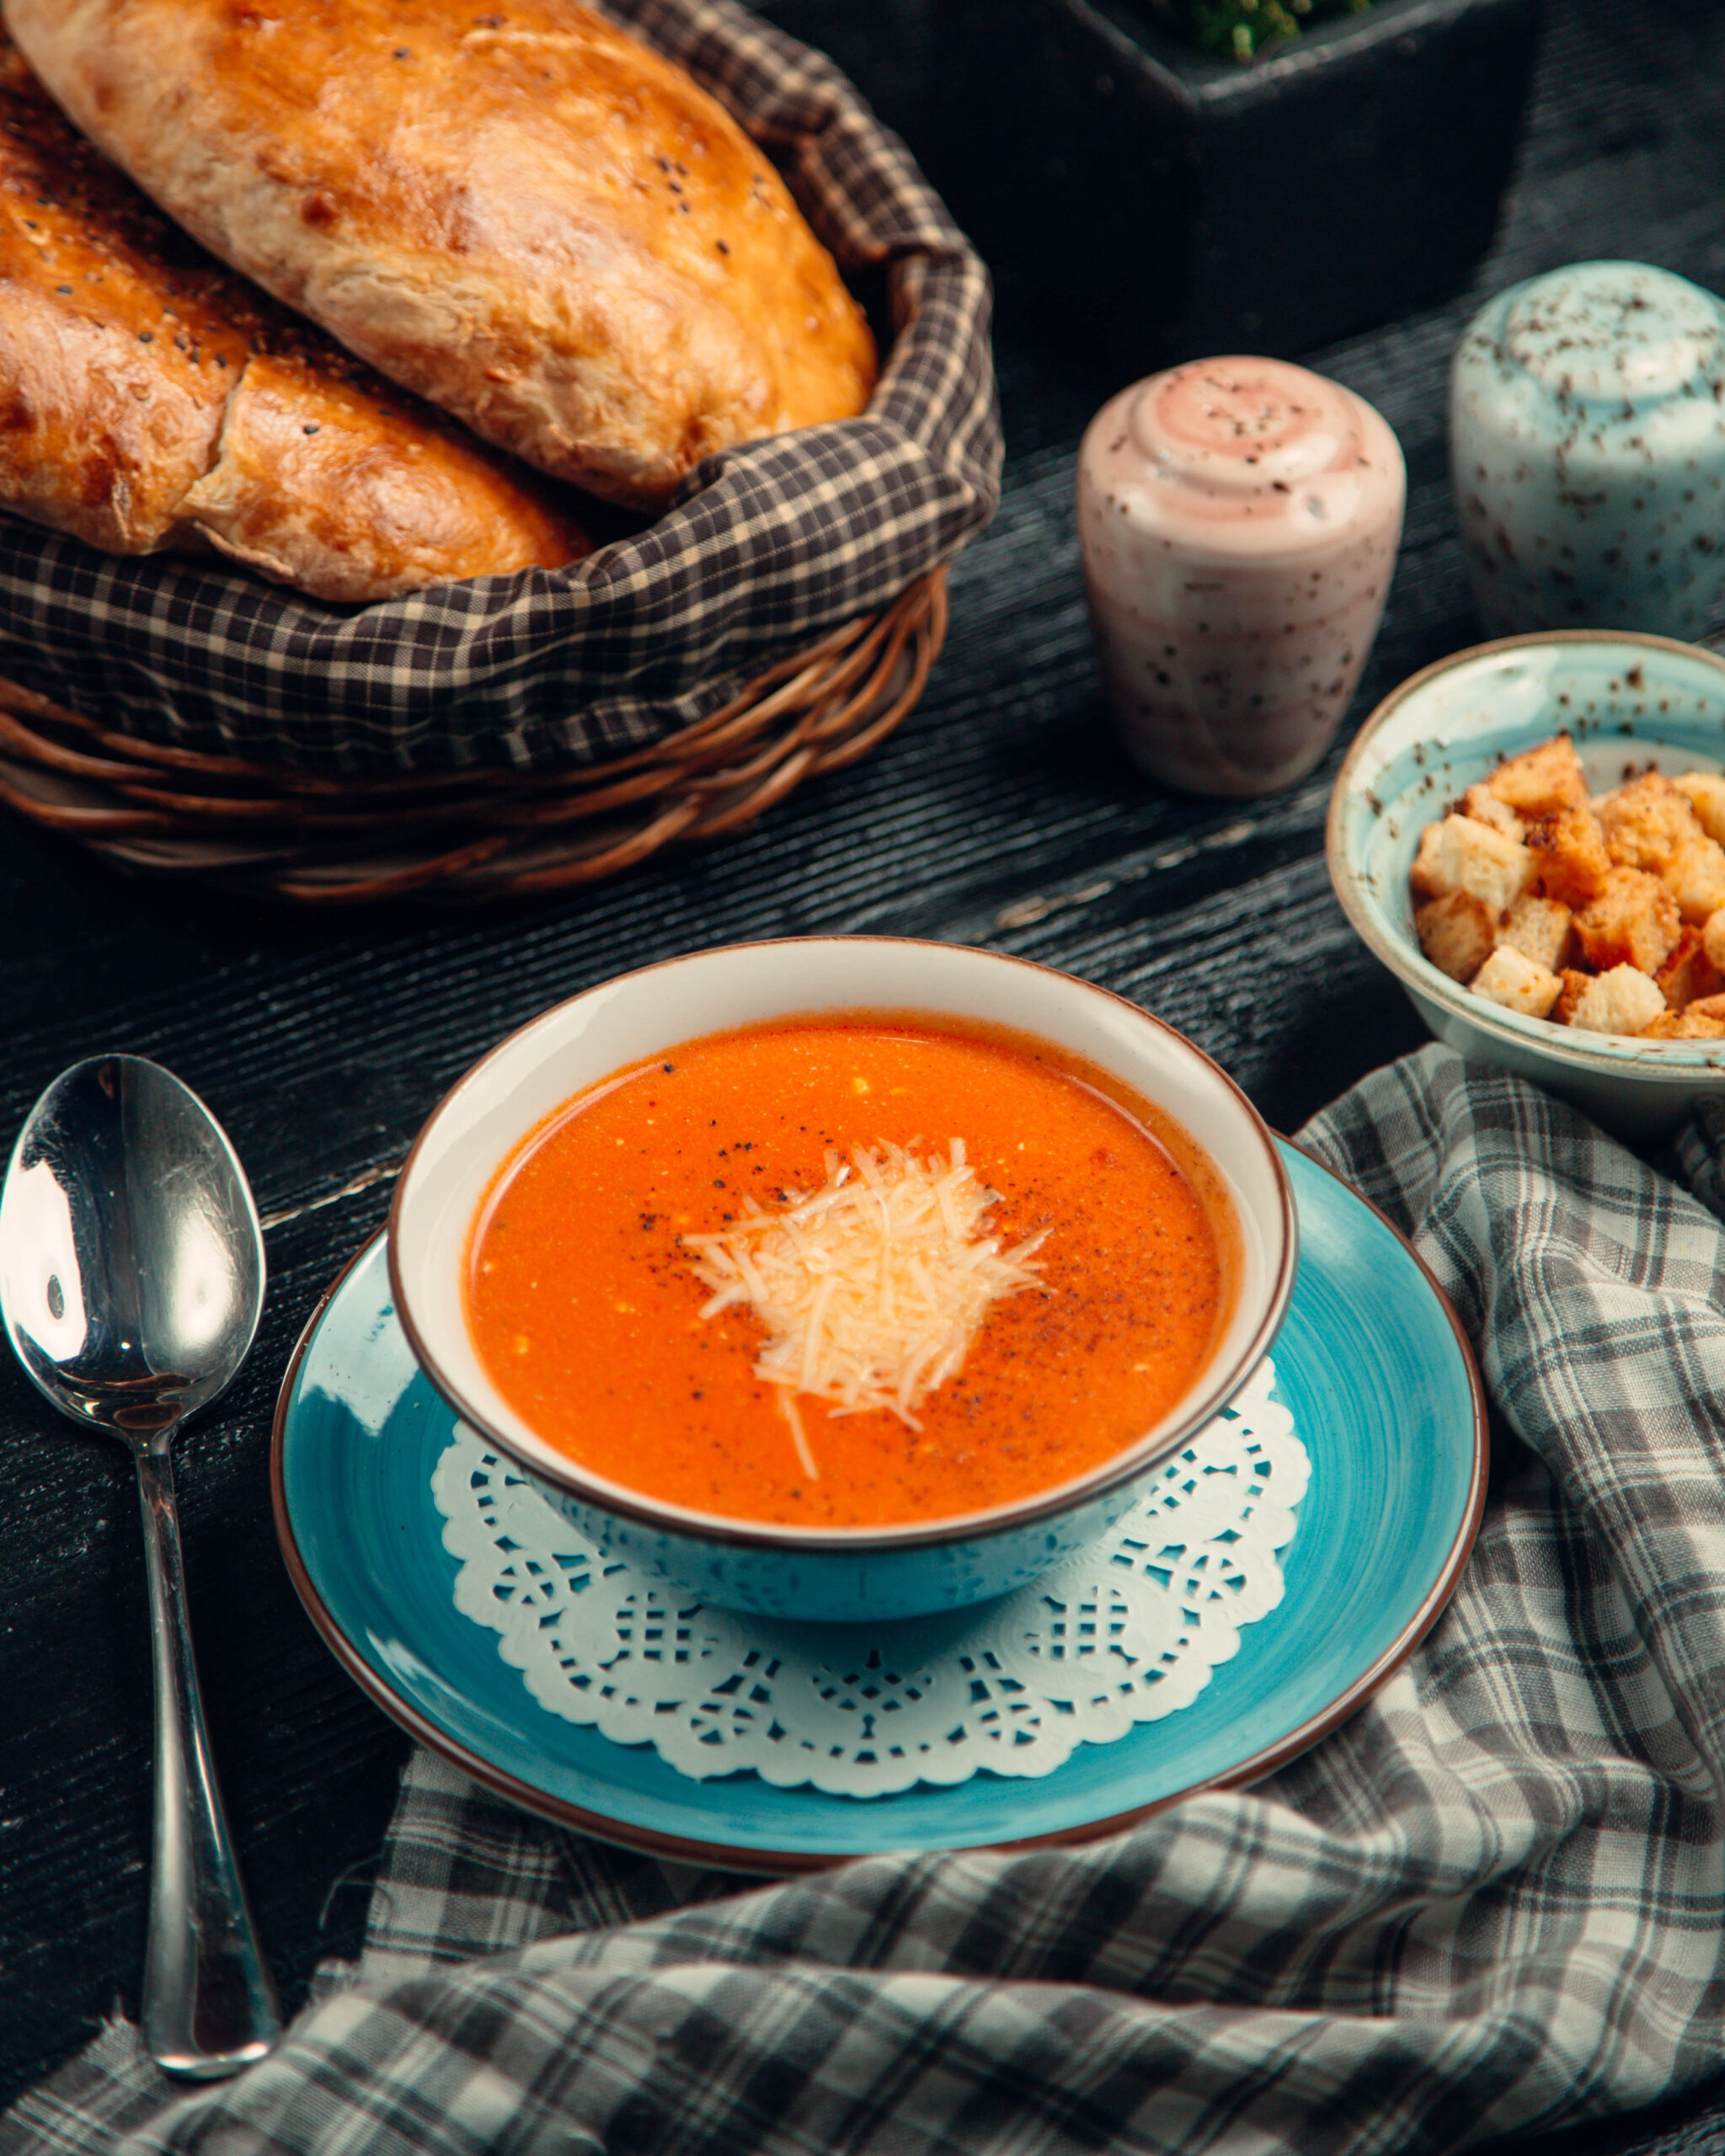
[1077,356,1406,794]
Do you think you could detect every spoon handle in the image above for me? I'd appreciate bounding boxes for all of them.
[134,1433,283,2077]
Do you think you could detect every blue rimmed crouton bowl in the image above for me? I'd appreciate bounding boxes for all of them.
[1327,632,1725,1140]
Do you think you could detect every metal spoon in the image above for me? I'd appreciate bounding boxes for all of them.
[0,1054,281,2078]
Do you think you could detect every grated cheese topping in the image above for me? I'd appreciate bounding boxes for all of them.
[681,1139,1049,1477]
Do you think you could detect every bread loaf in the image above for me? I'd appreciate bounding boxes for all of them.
[0,38,591,600]
[6,0,881,511]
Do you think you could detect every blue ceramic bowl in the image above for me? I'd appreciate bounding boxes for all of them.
[1327,631,1725,1140]
[387,937,1295,1623]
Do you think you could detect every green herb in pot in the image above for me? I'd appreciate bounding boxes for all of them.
[1141,0,1372,62]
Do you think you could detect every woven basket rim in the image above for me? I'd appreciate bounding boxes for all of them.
[0,568,949,903]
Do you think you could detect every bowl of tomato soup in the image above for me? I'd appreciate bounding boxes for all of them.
[388,938,1295,1621]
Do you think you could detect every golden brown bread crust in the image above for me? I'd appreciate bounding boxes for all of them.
[0,37,592,599]
[4,0,879,510]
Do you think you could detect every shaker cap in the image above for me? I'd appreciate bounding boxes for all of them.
[1498,261,1725,403]
[1089,355,1404,558]
[1129,357,1360,491]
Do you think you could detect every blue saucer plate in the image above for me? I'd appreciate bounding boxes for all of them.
[271,1140,1486,1872]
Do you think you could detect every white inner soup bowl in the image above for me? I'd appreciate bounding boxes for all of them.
[388,937,1296,1621]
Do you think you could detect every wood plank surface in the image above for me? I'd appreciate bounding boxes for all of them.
[3,2,1725,2148]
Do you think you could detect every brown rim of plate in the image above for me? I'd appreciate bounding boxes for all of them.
[270,1138,1489,1877]
[382,936,1300,1558]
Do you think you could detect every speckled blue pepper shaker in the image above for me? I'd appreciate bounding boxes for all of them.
[1451,261,1725,642]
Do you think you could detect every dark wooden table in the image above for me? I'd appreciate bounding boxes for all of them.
[3,3,1725,2148]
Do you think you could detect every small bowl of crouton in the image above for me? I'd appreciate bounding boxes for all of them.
[1327,630,1725,1139]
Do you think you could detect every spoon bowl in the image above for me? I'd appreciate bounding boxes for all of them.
[3,1054,264,1432]
[0,1054,280,2077]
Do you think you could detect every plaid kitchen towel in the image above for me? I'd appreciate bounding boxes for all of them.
[0,0,1000,774]
[13,1040,1725,2156]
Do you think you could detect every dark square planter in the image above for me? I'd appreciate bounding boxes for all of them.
[927,0,1546,366]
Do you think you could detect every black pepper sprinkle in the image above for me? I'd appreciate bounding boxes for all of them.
[716,239,729,254]
[303,423,320,435]
[137,330,152,342]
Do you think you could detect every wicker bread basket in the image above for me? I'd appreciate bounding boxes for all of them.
[0,1,996,901]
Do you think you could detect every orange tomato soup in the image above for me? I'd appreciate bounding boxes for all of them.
[464,1016,1235,1529]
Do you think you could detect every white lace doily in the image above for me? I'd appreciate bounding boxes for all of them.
[431,1358,1307,1797]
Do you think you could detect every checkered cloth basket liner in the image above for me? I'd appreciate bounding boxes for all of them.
[0,0,1000,774]
[14,1045,1725,2156]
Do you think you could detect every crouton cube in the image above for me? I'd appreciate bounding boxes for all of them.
[1682,993,1725,1025]
[1674,771,1725,845]
[1595,773,1706,873]
[1497,894,1573,972]
[1569,963,1667,1037]
[1487,733,1589,817]
[1573,866,1681,974]
[1415,891,1498,982]
[1641,1006,1725,1039]
[1470,945,1563,1021]
[1553,969,1594,1026]
[1704,908,1725,974]
[1663,837,1725,924]
[1654,927,1725,1010]
[1460,784,1525,840]
[1525,807,1612,909]
[1410,814,1535,914]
